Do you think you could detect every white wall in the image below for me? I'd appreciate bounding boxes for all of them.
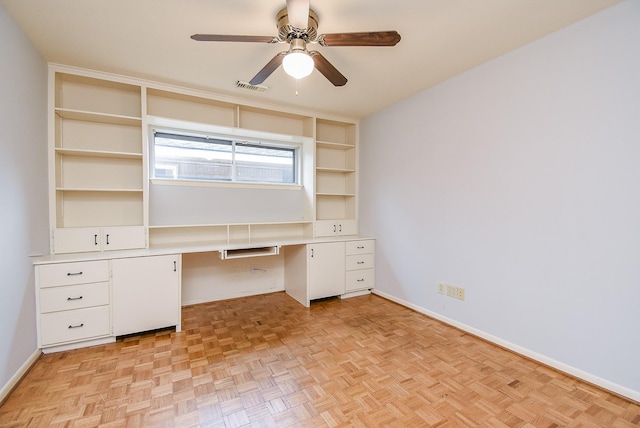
[360,0,640,399]
[0,4,48,396]
[182,252,284,306]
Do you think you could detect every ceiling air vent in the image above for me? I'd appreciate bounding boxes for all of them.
[235,80,269,92]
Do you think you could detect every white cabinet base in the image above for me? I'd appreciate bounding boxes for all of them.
[308,242,345,300]
[112,254,181,336]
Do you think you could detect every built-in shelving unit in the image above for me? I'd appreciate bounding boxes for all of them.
[50,72,146,254]
[48,65,359,253]
[314,119,358,236]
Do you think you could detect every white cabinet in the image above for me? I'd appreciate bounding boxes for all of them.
[112,254,181,336]
[36,260,111,349]
[308,242,345,300]
[345,239,375,293]
[285,238,374,306]
[53,226,145,254]
[36,254,182,351]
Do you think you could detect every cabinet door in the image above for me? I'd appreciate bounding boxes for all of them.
[314,220,357,237]
[336,220,357,236]
[102,226,146,251]
[112,254,181,336]
[53,227,102,254]
[53,226,146,254]
[308,242,345,300]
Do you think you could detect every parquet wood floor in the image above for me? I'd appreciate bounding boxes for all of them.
[1,293,638,427]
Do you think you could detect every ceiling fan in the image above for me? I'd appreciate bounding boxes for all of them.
[191,0,401,87]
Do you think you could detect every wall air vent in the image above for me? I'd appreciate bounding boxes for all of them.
[235,80,269,92]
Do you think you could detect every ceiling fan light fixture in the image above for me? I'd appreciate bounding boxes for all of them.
[282,51,314,79]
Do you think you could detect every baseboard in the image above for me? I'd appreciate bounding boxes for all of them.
[372,289,640,404]
[41,337,115,354]
[0,348,41,404]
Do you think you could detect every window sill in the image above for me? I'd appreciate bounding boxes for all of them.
[150,178,303,191]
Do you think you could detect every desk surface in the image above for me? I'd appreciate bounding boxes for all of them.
[32,235,374,265]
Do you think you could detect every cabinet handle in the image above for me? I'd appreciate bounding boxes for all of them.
[333,225,336,233]
[106,234,110,245]
[66,296,83,301]
[173,261,177,272]
[357,279,365,282]
[357,246,365,249]
[357,261,365,264]
[66,271,83,276]
[311,248,314,258]
[68,323,84,329]
[339,224,342,232]
[94,234,98,246]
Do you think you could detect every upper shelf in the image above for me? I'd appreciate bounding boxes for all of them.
[316,140,355,150]
[55,108,141,127]
[55,148,142,159]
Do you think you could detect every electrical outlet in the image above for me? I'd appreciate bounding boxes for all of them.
[441,282,466,301]
[446,285,456,298]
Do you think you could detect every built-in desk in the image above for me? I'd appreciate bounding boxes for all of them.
[33,235,375,353]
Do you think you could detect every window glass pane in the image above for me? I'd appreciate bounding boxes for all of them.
[154,133,232,181]
[235,143,296,184]
[152,131,298,185]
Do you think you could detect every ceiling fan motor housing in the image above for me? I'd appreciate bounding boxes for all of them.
[277,7,318,42]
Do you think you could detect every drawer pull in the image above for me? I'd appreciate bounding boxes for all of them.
[174,261,177,272]
[357,278,365,282]
[68,323,84,329]
[106,234,110,245]
[66,296,83,301]
[66,271,83,276]
[357,246,365,249]
[357,261,365,264]
[94,234,98,246]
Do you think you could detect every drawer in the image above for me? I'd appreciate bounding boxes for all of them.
[40,282,110,313]
[346,240,375,255]
[346,269,375,292]
[40,305,110,347]
[38,260,109,288]
[346,253,375,271]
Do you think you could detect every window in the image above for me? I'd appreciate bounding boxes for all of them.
[153,131,298,185]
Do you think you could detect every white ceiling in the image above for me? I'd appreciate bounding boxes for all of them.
[2,0,621,119]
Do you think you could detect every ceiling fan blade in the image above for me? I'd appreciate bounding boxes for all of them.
[309,51,347,87]
[249,52,287,85]
[191,34,278,43]
[286,0,310,30]
[318,31,401,47]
